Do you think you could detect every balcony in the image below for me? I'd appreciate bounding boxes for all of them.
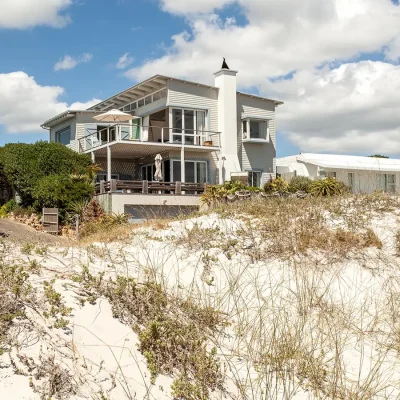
[78,123,221,153]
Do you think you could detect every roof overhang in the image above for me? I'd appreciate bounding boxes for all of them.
[237,91,284,106]
[41,110,102,129]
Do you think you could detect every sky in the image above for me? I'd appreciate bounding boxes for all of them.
[0,0,400,157]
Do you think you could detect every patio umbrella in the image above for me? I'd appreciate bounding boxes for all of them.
[93,109,135,123]
[154,154,163,181]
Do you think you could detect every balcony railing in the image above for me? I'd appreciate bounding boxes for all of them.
[95,180,206,195]
[78,123,221,152]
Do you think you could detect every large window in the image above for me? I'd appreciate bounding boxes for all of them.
[55,126,71,145]
[172,108,207,144]
[242,119,269,140]
[171,160,207,183]
[247,171,262,187]
[141,164,155,181]
[377,174,396,193]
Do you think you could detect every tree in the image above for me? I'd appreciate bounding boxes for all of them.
[0,141,92,207]
[368,154,389,159]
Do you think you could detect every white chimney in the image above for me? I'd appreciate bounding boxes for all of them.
[214,63,241,183]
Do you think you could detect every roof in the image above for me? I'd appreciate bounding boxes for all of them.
[282,153,400,172]
[88,74,283,112]
[41,73,284,128]
[41,110,101,129]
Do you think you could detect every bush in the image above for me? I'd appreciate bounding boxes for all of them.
[79,213,129,238]
[0,141,92,207]
[309,177,349,197]
[0,199,17,218]
[289,176,313,193]
[264,177,289,194]
[33,175,94,220]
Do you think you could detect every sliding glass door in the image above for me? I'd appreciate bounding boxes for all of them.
[171,160,207,183]
[171,108,207,145]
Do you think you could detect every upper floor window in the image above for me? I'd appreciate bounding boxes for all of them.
[242,119,269,140]
[319,170,336,179]
[121,88,167,113]
[55,126,71,145]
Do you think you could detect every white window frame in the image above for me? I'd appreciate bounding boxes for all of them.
[170,107,208,144]
[246,170,262,188]
[242,118,270,141]
[171,160,208,183]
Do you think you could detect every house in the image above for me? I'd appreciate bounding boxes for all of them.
[41,61,283,217]
[277,153,400,194]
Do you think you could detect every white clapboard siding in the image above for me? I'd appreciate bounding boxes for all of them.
[236,95,277,184]
[167,80,219,133]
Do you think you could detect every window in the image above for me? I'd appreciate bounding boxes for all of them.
[138,98,145,108]
[377,174,396,193]
[145,95,152,105]
[319,170,336,179]
[247,171,262,187]
[141,164,155,181]
[96,174,119,182]
[55,126,71,145]
[171,160,208,183]
[242,119,269,140]
[172,108,207,144]
[348,173,354,190]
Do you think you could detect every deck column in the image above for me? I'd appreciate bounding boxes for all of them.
[181,146,185,183]
[107,146,112,182]
[91,152,95,163]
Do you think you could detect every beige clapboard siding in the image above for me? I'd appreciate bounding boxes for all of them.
[167,80,219,133]
[236,95,277,184]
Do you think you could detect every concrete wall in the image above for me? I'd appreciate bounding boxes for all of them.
[237,95,277,185]
[103,193,200,216]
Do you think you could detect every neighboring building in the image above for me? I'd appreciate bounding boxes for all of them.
[41,62,283,189]
[277,153,400,194]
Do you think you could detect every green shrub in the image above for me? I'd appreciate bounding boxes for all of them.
[289,176,313,193]
[264,177,289,194]
[0,199,17,217]
[33,174,94,217]
[309,177,349,197]
[0,141,92,207]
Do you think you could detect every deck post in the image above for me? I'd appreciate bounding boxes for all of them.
[110,179,117,193]
[175,181,182,195]
[181,146,185,183]
[161,127,164,143]
[91,152,95,163]
[100,181,105,194]
[107,146,112,182]
[142,180,149,194]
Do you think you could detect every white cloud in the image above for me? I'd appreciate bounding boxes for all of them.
[126,0,400,155]
[0,0,73,29]
[270,61,400,155]
[116,53,134,69]
[127,0,400,87]
[54,53,93,71]
[0,71,100,133]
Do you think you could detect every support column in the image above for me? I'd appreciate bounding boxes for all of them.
[218,153,224,185]
[91,152,95,163]
[107,146,112,182]
[181,146,185,183]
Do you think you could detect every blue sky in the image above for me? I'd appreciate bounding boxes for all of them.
[0,0,400,157]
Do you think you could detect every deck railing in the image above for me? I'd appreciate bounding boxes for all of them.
[78,123,221,152]
[95,180,206,195]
